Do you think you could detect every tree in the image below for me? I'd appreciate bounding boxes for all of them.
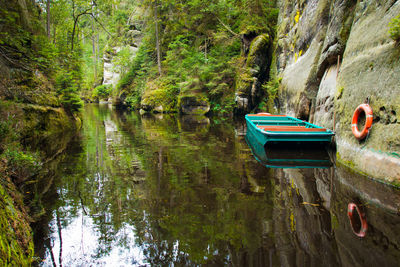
[71,0,93,51]
[56,70,84,112]
[46,0,51,39]
[154,0,162,76]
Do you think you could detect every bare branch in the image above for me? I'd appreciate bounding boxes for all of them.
[90,13,112,37]
[216,17,240,37]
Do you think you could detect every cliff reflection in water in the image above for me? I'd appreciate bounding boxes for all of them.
[36,104,400,266]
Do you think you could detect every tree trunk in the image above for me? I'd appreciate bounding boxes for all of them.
[154,0,162,76]
[96,33,99,63]
[71,17,78,51]
[92,18,97,82]
[46,0,51,39]
[53,24,56,44]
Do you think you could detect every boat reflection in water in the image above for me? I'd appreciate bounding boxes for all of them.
[245,129,332,168]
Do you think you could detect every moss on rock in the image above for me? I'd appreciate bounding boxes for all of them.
[246,34,271,70]
[140,80,179,113]
[235,68,254,96]
[0,171,34,266]
[178,94,210,115]
[235,33,272,113]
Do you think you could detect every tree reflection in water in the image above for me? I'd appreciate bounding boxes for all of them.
[35,104,400,267]
[37,104,273,266]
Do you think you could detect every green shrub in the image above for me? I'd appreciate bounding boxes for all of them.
[3,149,40,182]
[389,14,400,42]
[262,77,281,99]
[125,95,140,109]
[93,84,113,100]
[0,121,9,142]
[55,71,83,113]
[117,46,149,91]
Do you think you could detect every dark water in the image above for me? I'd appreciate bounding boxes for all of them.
[34,104,400,266]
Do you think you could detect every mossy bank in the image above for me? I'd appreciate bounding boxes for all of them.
[0,100,80,265]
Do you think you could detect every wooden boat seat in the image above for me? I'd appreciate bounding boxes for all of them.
[257,125,327,132]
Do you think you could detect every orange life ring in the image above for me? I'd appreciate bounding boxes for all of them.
[351,104,373,140]
[347,203,368,237]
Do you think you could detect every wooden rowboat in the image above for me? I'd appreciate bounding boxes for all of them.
[245,113,334,146]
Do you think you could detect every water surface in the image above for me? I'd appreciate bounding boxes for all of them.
[35,104,400,266]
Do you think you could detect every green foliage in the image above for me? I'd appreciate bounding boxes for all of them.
[258,77,281,111]
[113,46,134,76]
[211,97,236,116]
[0,0,89,112]
[262,77,281,99]
[163,34,239,110]
[389,14,400,42]
[124,95,140,108]
[0,101,22,154]
[3,149,40,182]
[55,71,83,113]
[117,45,150,91]
[142,78,180,111]
[0,121,10,142]
[238,0,279,35]
[0,183,34,266]
[93,84,113,100]
[111,0,277,114]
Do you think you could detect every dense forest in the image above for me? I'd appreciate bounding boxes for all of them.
[1,0,279,114]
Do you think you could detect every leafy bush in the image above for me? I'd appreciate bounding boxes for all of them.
[93,84,112,100]
[262,77,282,99]
[125,95,141,109]
[389,14,400,42]
[0,121,9,142]
[55,71,83,113]
[117,46,149,91]
[3,149,40,182]
[113,46,134,76]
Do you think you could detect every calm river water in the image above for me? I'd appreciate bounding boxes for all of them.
[34,104,400,266]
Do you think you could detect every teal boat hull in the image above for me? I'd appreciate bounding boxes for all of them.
[245,129,332,168]
[245,114,334,146]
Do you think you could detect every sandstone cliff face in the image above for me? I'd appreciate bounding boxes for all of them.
[103,45,139,88]
[275,0,400,182]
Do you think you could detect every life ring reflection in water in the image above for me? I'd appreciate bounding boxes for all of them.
[347,203,368,237]
[351,104,373,140]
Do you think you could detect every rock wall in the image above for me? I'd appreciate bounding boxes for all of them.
[275,0,400,182]
[235,34,273,114]
[272,164,400,266]
[103,45,139,88]
[103,23,142,88]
